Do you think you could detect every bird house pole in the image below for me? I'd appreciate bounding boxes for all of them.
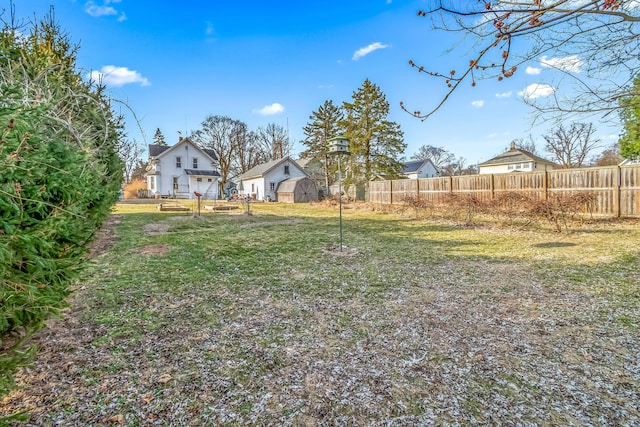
[328,135,350,252]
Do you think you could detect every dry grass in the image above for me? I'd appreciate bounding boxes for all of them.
[1,202,639,426]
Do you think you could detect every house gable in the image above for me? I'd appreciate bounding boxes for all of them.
[145,138,221,199]
[239,157,309,201]
[479,142,555,174]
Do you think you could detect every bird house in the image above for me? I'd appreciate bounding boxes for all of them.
[328,135,350,155]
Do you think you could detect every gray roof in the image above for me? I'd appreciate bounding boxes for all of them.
[148,139,218,161]
[184,169,221,177]
[149,144,170,157]
[479,148,553,166]
[276,176,309,193]
[403,160,426,174]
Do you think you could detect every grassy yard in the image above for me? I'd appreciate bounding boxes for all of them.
[2,201,639,426]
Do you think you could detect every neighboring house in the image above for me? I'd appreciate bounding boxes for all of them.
[620,158,640,166]
[297,155,327,195]
[479,142,555,174]
[402,159,439,179]
[239,156,309,201]
[145,137,221,199]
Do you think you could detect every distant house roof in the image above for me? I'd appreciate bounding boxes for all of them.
[402,159,438,174]
[620,158,640,166]
[479,142,554,167]
[184,169,221,177]
[148,138,218,161]
[239,156,308,180]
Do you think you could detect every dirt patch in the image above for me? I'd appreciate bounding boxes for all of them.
[143,221,170,236]
[323,245,359,256]
[134,244,171,255]
[88,215,122,258]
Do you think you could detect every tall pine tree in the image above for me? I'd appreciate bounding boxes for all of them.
[302,100,344,191]
[153,127,167,146]
[341,79,405,183]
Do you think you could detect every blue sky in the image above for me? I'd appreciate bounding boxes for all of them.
[8,0,620,165]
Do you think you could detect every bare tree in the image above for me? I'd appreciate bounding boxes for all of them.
[232,130,269,177]
[117,139,144,183]
[191,115,247,193]
[590,142,623,166]
[402,1,640,123]
[411,145,456,169]
[255,123,292,161]
[511,136,539,156]
[543,122,601,168]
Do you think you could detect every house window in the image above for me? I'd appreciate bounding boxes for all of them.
[173,177,179,190]
[515,164,522,169]
[251,183,255,192]
[193,158,198,169]
[197,178,202,182]
[176,156,182,168]
[269,182,275,191]
[284,165,290,175]
[149,177,155,190]
[207,178,212,182]
[507,164,514,170]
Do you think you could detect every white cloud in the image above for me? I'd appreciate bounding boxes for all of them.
[471,100,485,108]
[540,55,583,73]
[518,83,556,99]
[352,42,389,61]
[526,66,542,75]
[88,65,150,87]
[85,1,125,20]
[253,103,285,116]
[85,3,117,17]
[495,91,512,98]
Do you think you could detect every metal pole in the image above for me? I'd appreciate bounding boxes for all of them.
[338,155,343,252]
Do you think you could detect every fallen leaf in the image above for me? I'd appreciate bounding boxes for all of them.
[158,373,173,384]
[107,414,124,424]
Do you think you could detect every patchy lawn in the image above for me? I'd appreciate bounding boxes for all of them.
[2,202,639,426]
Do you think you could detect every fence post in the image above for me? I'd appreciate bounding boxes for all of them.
[543,169,549,200]
[490,173,495,200]
[615,166,621,218]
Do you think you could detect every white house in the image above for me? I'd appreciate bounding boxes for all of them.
[479,142,555,174]
[402,159,439,179]
[145,137,221,199]
[239,156,309,201]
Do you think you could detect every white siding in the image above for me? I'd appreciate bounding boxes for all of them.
[147,140,219,199]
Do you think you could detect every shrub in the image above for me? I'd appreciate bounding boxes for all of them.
[124,179,147,199]
[0,12,123,399]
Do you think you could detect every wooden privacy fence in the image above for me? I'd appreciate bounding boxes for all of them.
[368,165,640,218]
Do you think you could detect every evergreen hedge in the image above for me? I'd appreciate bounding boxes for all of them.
[0,11,123,399]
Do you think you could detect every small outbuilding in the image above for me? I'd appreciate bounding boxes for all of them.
[276,176,318,203]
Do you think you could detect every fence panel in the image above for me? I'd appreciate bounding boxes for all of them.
[452,175,493,201]
[620,165,640,217]
[493,172,546,200]
[548,167,619,216]
[417,177,451,205]
[366,165,640,218]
